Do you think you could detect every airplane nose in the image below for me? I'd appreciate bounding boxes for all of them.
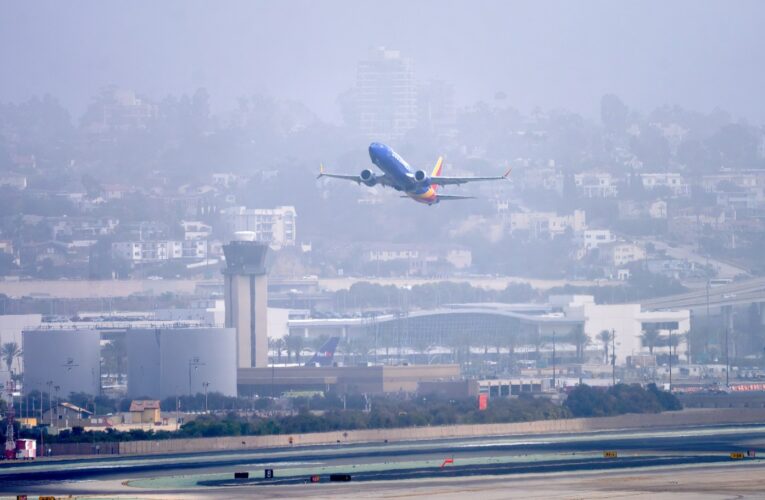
[369,142,382,158]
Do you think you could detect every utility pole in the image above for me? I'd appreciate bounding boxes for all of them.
[202,382,209,413]
[668,327,673,392]
[46,381,53,427]
[611,329,616,386]
[188,357,205,396]
[53,385,60,428]
[552,330,557,390]
[725,326,730,388]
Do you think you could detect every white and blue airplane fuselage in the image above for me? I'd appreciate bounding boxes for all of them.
[318,143,510,205]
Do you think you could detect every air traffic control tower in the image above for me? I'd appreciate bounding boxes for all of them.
[223,234,269,368]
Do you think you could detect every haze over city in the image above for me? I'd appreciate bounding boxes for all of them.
[3,1,765,122]
[1,1,765,498]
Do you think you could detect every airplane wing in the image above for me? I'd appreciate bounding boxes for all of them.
[317,165,394,186]
[429,167,512,186]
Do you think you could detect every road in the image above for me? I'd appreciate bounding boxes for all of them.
[318,275,619,292]
[2,424,765,498]
[644,238,749,278]
[641,275,765,311]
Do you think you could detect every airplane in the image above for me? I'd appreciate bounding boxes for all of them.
[318,142,511,205]
[305,336,340,367]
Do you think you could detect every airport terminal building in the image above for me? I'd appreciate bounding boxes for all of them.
[286,295,691,365]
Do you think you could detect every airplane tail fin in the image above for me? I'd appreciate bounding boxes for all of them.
[431,157,444,191]
[306,336,340,367]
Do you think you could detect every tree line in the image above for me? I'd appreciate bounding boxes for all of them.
[3,385,681,444]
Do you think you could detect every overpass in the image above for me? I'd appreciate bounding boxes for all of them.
[640,276,765,312]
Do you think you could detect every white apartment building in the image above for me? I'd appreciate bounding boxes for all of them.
[220,206,296,249]
[599,242,646,267]
[640,173,689,197]
[582,229,615,251]
[112,240,208,262]
[365,245,472,271]
[701,172,762,192]
[0,174,27,190]
[574,173,618,198]
[181,220,212,240]
[508,210,586,238]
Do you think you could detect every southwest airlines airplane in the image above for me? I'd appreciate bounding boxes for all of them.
[318,142,511,205]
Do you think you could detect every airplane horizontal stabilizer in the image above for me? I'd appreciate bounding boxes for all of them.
[436,194,475,200]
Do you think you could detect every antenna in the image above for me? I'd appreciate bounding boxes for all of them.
[4,381,19,460]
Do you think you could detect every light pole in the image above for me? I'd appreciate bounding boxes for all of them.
[188,357,205,395]
[668,327,673,392]
[202,382,210,413]
[53,385,60,428]
[611,329,616,386]
[46,381,53,427]
[725,326,730,388]
[551,330,556,390]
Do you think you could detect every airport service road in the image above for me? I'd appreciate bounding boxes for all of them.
[2,424,765,498]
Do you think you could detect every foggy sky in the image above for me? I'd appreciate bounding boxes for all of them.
[2,0,764,123]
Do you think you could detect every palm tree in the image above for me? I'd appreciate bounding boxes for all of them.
[598,330,612,365]
[275,338,286,364]
[568,325,589,362]
[350,336,372,365]
[668,332,685,361]
[506,331,520,373]
[641,325,661,355]
[285,333,305,364]
[102,337,126,383]
[2,342,22,376]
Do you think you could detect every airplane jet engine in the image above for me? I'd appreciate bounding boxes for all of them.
[414,170,430,185]
[360,169,377,186]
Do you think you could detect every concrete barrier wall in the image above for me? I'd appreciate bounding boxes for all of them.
[117,408,765,456]
[48,441,120,456]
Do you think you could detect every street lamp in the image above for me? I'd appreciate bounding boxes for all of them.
[202,382,210,413]
[611,329,616,386]
[668,327,673,392]
[725,326,730,388]
[46,381,53,427]
[54,385,60,428]
[188,357,205,395]
[551,331,557,390]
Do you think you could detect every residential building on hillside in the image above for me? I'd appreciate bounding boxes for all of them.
[181,221,212,240]
[599,241,646,267]
[363,244,471,275]
[640,173,689,197]
[112,240,208,262]
[508,210,586,239]
[582,229,616,251]
[574,172,618,198]
[220,206,296,249]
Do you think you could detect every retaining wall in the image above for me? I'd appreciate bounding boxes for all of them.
[116,408,765,456]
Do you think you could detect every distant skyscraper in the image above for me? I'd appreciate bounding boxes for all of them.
[354,47,418,142]
[417,80,457,137]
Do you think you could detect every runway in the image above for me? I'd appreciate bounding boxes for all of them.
[2,423,765,498]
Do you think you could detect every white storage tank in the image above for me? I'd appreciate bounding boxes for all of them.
[126,327,237,399]
[23,329,101,397]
